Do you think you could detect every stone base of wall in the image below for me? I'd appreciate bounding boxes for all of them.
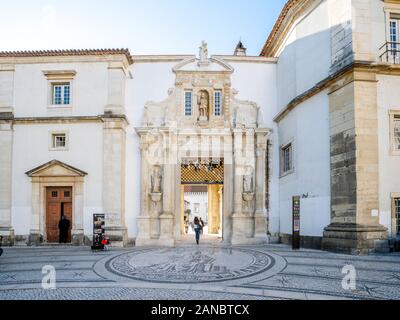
[14,235,29,246]
[105,226,128,247]
[0,227,15,246]
[126,237,136,247]
[83,236,92,246]
[280,233,322,250]
[28,233,43,246]
[322,223,389,255]
[72,233,85,246]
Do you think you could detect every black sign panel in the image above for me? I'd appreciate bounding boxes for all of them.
[292,196,300,250]
[92,213,105,250]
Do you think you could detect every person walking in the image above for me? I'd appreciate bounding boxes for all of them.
[193,217,202,245]
[199,218,205,235]
[58,215,70,244]
[184,216,189,234]
[0,236,3,257]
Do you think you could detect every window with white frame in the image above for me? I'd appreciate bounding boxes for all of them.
[214,90,222,116]
[389,13,400,59]
[184,91,193,116]
[52,83,71,105]
[281,143,293,175]
[52,133,67,149]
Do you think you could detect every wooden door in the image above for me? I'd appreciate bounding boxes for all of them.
[46,187,73,243]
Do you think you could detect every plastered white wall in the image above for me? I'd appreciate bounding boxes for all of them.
[11,122,103,236]
[277,91,331,237]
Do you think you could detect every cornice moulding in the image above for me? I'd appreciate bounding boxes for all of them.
[42,70,77,80]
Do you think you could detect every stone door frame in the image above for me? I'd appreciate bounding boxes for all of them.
[26,160,87,246]
[175,159,233,243]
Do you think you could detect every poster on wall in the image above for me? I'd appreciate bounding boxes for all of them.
[91,213,105,250]
[292,196,301,250]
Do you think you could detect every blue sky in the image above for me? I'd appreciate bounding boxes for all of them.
[0,0,287,56]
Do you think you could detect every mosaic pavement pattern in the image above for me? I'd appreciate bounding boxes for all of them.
[0,244,399,300]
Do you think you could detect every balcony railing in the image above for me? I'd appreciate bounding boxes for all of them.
[379,42,400,64]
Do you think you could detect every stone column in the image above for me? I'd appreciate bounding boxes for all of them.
[232,129,255,244]
[233,129,243,216]
[254,129,270,243]
[136,132,151,245]
[102,116,128,246]
[223,130,233,243]
[160,129,175,246]
[105,62,127,115]
[0,118,14,246]
[322,70,388,254]
[27,179,41,246]
[208,185,221,234]
[0,65,15,246]
[71,179,85,246]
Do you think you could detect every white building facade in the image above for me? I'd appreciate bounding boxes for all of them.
[0,0,399,254]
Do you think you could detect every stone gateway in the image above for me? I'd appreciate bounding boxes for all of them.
[0,0,399,254]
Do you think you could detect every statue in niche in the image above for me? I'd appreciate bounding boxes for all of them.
[199,40,209,64]
[151,165,162,193]
[198,90,209,121]
[243,166,254,193]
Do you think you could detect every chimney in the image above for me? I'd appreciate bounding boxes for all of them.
[234,40,247,56]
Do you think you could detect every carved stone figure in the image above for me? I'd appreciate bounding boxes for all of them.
[199,40,208,64]
[151,165,162,193]
[198,90,209,120]
[243,166,254,193]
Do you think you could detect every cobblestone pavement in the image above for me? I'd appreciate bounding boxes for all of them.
[0,244,399,300]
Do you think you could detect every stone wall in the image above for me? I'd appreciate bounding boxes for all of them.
[322,69,389,254]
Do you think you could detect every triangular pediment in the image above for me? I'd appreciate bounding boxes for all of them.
[173,56,233,73]
[25,160,87,177]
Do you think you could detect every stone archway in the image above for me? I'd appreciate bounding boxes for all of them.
[25,160,87,246]
[135,46,272,247]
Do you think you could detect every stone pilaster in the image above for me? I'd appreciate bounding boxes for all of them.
[254,129,270,243]
[104,62,127,115]
[232,129,244,217]
[160,129,175,246]
[102,116,128,246]
[0,65,15,246]
[28,179,42,246]
[232,129,256,245]
[0,64,15,114]
[71,179,85,246]
[136,133,151,244]
[322,70,388,254]
[0,117,14,246]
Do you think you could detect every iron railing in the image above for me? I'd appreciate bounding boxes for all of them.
[379,42,400,64]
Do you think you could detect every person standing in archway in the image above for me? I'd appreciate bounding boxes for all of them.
[193,217,202,245]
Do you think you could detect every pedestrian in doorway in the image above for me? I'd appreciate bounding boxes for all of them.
[184,216,189,234]
[199,218,205,235]
[194,217,202,245]
[58,215,70,244]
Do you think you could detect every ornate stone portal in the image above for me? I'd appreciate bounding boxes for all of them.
[136,42,272,246]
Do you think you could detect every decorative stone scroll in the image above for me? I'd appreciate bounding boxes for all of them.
[231,89,260,128]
